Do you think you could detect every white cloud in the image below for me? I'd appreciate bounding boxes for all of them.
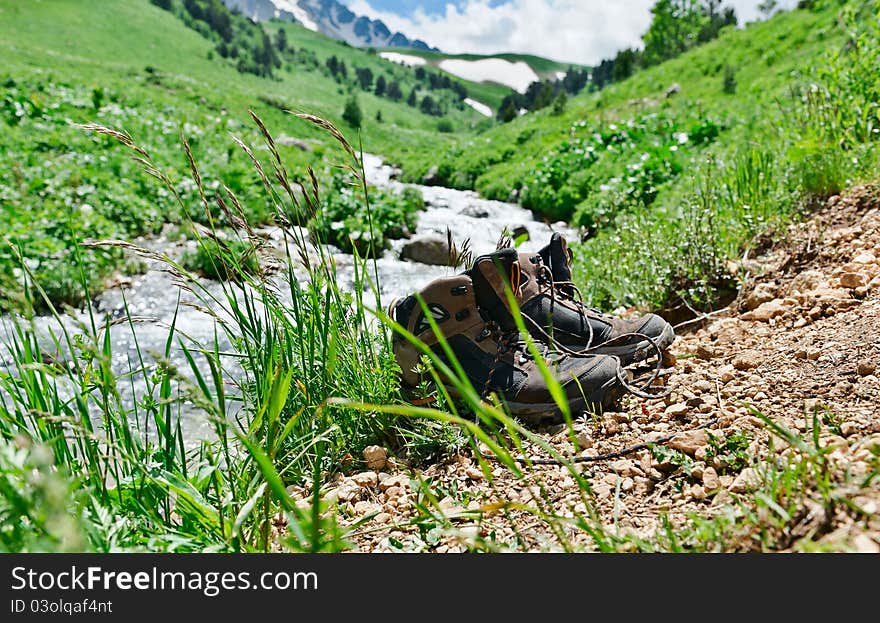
[345,0,799,65]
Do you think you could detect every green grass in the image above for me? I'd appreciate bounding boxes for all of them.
[397,1,880,313]
[0,112,407,552]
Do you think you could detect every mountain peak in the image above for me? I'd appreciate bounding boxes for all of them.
[222,0,438,51]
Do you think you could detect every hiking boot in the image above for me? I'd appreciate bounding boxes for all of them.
[389,273,626,424]
[470,236,676,366]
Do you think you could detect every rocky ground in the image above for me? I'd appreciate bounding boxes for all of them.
[289,185,880,553]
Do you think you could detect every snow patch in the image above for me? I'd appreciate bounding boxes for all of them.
[379,52,427,67]
[464,98,493,118]
[438,59,539,94]
[272,0,319,32]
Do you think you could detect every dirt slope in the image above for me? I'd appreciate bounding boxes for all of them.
[298,186,880,552]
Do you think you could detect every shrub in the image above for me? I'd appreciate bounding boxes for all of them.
[308,174,422,257]
[342,95,362,128]
[723,65,737,94]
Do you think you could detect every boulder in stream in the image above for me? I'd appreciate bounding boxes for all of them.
[422,165,440,186]
[400,234,451,266]
[460,205,490,219]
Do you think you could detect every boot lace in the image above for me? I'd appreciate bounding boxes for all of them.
[527,256,671,400]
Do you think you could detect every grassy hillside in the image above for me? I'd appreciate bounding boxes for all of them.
[388,48,580,77]
[0,0,495,311]
[262,19,510,113]
[382,48,579,109]
[400,1,880,312]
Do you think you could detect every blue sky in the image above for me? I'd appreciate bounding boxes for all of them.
[341,1,799,65]
[356,1,510,17]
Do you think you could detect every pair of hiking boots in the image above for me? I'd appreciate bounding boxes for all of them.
[389,233,675,425]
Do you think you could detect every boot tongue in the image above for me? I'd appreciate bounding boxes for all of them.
[466,248,520,330]
[539,233,572,283]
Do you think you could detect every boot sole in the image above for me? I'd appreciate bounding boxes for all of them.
[504,377,626,426]
[438,376,625,427]
[589,323,676,367]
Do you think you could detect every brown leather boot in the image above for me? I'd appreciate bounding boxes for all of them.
[389,273,626,425]
[469,236,675,365]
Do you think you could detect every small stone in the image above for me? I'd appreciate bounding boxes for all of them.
[576,431,594,448]
[337,483,364,503]
[667,429,709,456]
[383,486,403,501]
[693,380,714,394]
[730,467,761,493]
[839,272,868,289]
[711,489,732,507]
[745,283,777,310]
[379,474,409,492]
[665,83,681,97]
[363,445,388,470]
[696,344,716,360]
[465,466,485,481]
[351,471,378,488]
[702,466,721,491]
[353,501,380,516]
[437,496,458,513]
[733,350,761,371]
[610,460,642,477]
[690,484,707,500]
[634,477,654,495]
[852,251,877,265]
[853,534,880,554]
[821,435,848,450]
[602,415,621,435]
[741,300,786,322]
[719,365,736,384]
[374,512,392,524]
[593,484,612,500]
[840,422,858,437]
[857,361,876,376]
[621,477,635,493]
[665,403,689,417]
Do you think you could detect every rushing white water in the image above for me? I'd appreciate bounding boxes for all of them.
[0,154,578,439]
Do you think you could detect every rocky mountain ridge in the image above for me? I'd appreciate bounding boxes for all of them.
[222,0,436,51]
